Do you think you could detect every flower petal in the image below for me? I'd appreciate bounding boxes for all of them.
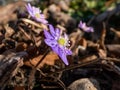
[87,27,94,32]
[78,21,94,33]
[26,3,33,15]
[55,28,60,36]
[36,18,48,24]
[44,30,53,39]
[33,7,40,14]
[26,3,48,24]
[58,48,69,65]
[44,39,57,47]
[65,49,72,55]
[26,3,32,11]
[64,33,69,41]
[52,45,59,54]
[49,24,56,37]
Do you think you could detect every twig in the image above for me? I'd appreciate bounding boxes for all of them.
[101,57,120,62]
[99,22,107,52]
[48,59,99,75]
[18,26,31,40]
[28,48,50,90]
[102,61,120,75]
[20,18,47,29]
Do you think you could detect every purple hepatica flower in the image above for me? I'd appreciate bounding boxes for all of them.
[44,24,72,65]
[78,21,94,33]
[26,3,48,24]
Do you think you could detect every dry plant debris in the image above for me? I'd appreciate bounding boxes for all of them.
[0,1,120,90]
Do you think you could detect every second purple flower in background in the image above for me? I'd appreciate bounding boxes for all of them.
[78,21,94,33]
[26,3,48,24]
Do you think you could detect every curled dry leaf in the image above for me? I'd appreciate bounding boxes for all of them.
[24,52,59,68]
[98,49,107,58]
[106,44,120,57]
[110,28,120,44]
[3,24,15,38]
[79,38,87,50]
[69,29,82,50]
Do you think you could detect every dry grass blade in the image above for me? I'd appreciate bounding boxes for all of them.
[21,18,47,29]
[99,22,107,52]
[18,26,31,40]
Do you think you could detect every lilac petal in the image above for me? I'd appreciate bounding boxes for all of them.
[35,8,41,13]
[65,49,72,55]
[33,7,40,14]
[58,48,69,65]
[80,21,83,26]
[49,24,56,37]
[89,27,94,32]
[79,21,83,27]
[52,45,59,54]
[82,23,86,28]
[79,21,86,29]
[64,33,68,41]
[37,18,48,24]
[44,39,57,47]
[84,27,94,33]
[55,28,60,38]
[26,3,32,11]
[40,14,45,18]
[26,3,33,15]
[78,21,94,33]
[40,19,48,24]
[44,30,53,39]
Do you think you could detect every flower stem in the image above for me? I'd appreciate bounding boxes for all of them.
[28,47,50,90]
[35,47,50,68]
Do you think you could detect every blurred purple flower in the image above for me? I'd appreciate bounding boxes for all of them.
[26,3,48,24]
[44,24,72,65]
[78,21,94,33]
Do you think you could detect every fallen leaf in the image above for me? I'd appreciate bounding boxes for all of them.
[14,86,25,90]
[24,52,59,68]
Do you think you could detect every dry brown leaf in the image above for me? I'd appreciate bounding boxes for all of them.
[106,44,120,57]
[79,38,87,50]
[0,33,4,44]
[78,55,97,64]
[98,49,107,58]
[110,28,120,44]
[69,29,82,56]
[14,86,25,90]
[4,24,15,38]
[24,52,59,68]
[15,42,28,52]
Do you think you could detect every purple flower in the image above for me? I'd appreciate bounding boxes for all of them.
[78,21,94,33]
[44,24,72,65]
[26,3,48,24]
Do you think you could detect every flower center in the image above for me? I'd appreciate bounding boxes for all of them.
[58,38,66,46]
[35,13,40,18]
